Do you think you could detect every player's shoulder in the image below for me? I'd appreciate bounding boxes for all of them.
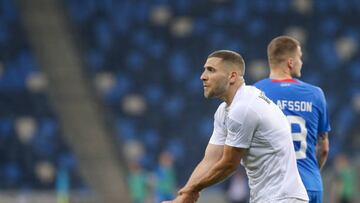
[254,78,271,87]
[218,102,227,109]
[296,79,324,94]
[213,102,227,121]
[229,86,263,122]
[215,102,227,114]
[236,85,262,102]
[231,86,261,111]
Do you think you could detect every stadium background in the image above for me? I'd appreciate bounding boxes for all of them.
[0,0,359,202]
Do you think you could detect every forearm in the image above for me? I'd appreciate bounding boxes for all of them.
[188,159,237,192]
[178,145,244,200]
[182,144,223,189]
[184,160,213,188]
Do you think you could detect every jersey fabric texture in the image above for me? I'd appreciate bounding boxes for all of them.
[209,85,308,203]
[254,78,331,194]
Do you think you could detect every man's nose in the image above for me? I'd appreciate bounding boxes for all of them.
[200,72,207,80]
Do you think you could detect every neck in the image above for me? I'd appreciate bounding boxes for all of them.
[269,66,292,80]
[222,81,243,106]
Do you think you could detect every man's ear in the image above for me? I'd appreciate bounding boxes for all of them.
[288,58,294,68]
[229,71,238,84]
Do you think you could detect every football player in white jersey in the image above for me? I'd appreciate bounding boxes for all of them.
[163,50,308,203]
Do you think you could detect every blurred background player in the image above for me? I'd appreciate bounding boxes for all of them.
[330,154,358,203]
[255,36,330,203]
[153,151,177,203]
[127,160,150,203]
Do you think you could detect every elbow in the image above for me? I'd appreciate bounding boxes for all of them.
[322,147,329,157]
[318,146,329,160]
[319,133,329,156]
[318,138,330,157]
[322,141,330,156]
[229,164,238,174]
[230,160,239,171]
[317,146,329,157]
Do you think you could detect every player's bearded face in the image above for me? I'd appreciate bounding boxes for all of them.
[201,57,230,98]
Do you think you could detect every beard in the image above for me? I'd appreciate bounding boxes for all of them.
[204,81,228,99]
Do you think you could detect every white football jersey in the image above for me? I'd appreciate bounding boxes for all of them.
[209,85,308,203]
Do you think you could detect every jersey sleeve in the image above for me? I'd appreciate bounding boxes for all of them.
[316,87,331,135]
[225,104,259,148]
[209,104,227,145]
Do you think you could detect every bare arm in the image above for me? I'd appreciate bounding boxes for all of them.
[182,144,224,188]
[316,132,329,170]
[180,145,246,194]
[163,144,223,203]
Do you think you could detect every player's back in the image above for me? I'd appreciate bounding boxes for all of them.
[254,78,331,192]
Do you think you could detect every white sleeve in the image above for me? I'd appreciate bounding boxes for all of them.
[225,105,259,148]
[209,105,227,145]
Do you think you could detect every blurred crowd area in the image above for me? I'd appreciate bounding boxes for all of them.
[0,0,84,191]
[0,0,360,202]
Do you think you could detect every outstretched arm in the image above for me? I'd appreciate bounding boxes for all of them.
[179,145,246,196]
[316,132,329,170]
[182,144,224,189]
[161,144,224,203]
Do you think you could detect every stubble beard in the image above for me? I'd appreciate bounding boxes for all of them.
[204,84,227,99]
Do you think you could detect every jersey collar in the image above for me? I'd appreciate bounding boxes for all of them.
[270,78,299,83]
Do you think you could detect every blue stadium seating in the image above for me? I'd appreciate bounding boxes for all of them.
[0,0,84,190]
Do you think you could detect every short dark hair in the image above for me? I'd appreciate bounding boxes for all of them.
[267,36,300,65]
[208,50,245,74]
